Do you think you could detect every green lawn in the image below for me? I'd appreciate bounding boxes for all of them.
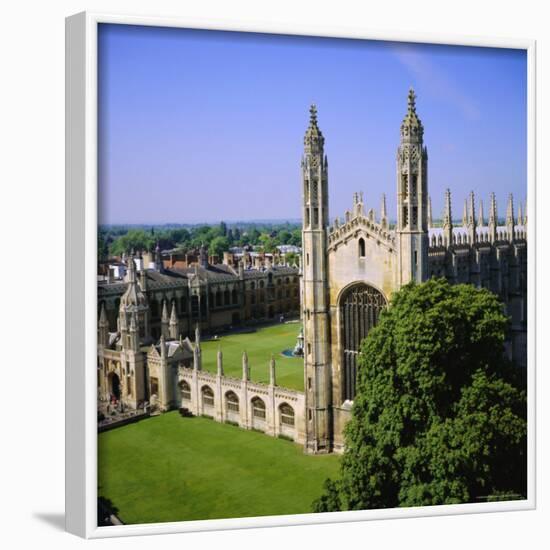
[201,322,304,391]
[99,413,340,524]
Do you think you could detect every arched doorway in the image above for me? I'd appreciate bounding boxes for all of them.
[108,372,121,402]
[340,283,387,401]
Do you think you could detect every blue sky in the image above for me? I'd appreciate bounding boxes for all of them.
[98,24,527,225]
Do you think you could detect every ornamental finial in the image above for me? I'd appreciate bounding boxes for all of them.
[309,103,318,125]
[408,87,416,112]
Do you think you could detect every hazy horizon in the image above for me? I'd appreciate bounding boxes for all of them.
[98,25,527,226]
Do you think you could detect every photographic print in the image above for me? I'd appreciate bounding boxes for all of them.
[95,23,528,527]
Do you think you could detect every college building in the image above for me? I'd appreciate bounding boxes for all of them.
[97,90,527,453]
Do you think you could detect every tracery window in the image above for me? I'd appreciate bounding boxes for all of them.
[251,397,266,419]
[340,284,387,401]
[180,380,191,401]
[201,385,214,407]
[279,403,295,427]
[225,391,239,413]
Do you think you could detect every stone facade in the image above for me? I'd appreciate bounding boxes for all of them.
[302,89,528,453]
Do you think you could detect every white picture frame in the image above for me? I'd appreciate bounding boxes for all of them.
[65,11,537,539]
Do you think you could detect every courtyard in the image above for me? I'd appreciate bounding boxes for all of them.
[98,412,340,524]
[200,322,304,391]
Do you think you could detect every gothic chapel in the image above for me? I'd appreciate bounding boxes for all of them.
[301,89,527,453]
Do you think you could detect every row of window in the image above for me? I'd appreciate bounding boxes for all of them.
[179,382,295,426]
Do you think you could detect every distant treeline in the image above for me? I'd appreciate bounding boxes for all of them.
[98,221,302,261]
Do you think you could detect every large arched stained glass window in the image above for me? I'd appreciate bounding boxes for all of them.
[340,283,387,401]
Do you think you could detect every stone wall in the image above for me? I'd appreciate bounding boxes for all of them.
[177,367,306,445]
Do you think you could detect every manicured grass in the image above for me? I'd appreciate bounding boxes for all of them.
[201,322,304,391]
[99,412,340,524]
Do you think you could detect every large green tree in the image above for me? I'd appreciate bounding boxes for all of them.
[313,278,527,512]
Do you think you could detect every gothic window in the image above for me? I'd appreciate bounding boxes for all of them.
[279,403,295,427]
[225,391,239,413]
[259,281,264,289]
[358,238,366,258]
[232,289,238,304]
[305,208,310,226]
[340,283,387,401]
[216,291,222,307]
[201,385,214,408]
[180,380,191,401]
[250,281,256,290]
[402,174,408,199]
[311,179,318,202]
[402,207,409,228]
[180,296,187,312]
[251,397,266,419]
[304,180,309,201]
[224,289,230,305]
[412,206,418,227]
[313,208,319,226]
[411,174,417,196]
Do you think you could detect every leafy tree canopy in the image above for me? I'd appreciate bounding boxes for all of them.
[313,278,526,512]
[209,236,230,258]
[109,229,155,256]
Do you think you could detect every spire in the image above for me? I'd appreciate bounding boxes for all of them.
[467,191,476,244]
[195,323,201,348]
[489,193,497,225]
[478,199,485,227]
[193,338,201,371]
[169,301,178,340]
[462,199,468,227]
[160,334,167,358]
[99,302,108,328]
[517,201,523,226]
[217,347,224,376]
[380,193,388,229]
[468,191,476,226]
[488,192,497,243]
[506,194,515,242]
[303,104,324,154]
[161,299,169,338]
[427,196,433,229]
[400,87,424,142]
[269,355,276,386]
[443,188,453,247]
[506,193,515,225]
[242,351,249,381]
[99,303,109,347]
